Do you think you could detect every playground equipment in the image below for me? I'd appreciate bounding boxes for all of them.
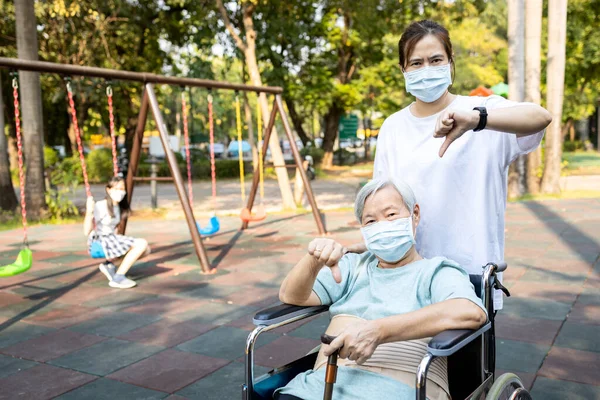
[181,88,220,236]
[0,76,33,277]
[469,86,493,97]
[0,56,326,274]
[65,79,106,259]
[106,84,120,177]
[235,94,267,223]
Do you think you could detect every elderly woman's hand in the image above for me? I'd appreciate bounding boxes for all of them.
[307,238,347,283]
[322,321,381,365]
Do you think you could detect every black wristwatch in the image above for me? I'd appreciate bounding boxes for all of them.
[473,107,488,132]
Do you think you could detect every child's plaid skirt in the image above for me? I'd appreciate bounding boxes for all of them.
[88,232,135,260]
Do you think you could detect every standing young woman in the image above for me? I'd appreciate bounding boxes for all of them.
[372,20,552,308]
[83,177,150,289]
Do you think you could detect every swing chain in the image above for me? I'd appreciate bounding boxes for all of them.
[64,77,91,198]
[207,90,217,212]
[181,88,193,205]
[11,75,28,246]
[106,83,119,176]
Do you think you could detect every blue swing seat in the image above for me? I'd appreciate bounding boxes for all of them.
[89,240,106,259]
[197,215,220,236]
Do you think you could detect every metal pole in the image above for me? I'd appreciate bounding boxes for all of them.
[0,57,282,94]
[275,95,326,235]
[150,160,158,210]
[146,83,213,274]
[121,89,149,234]
[241,99,278,230]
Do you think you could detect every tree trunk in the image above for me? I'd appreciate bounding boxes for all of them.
[242,92,258,171]
[540,0,568,194]
[240,5,295,209]
[322,102,343,168]
[507,0,527,198]
[0,74,18,211]
[284,94,311,146]
[525,0,543,194]
[15,0,46,217]
[8,135,18,171]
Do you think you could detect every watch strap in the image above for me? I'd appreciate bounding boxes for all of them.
[473,107,488,132]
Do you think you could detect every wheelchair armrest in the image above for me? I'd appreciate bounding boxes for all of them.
[253,303,329,327]
[427,322,491,357]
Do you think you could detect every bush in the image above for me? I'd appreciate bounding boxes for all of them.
[136,159,250,180]
[563,140,585,152]
[44,146,59,169]
[300,146,325,165]
[334,148,357,166]
[45,188,79,221]
[86,148,114,183]
[51,156,83,186]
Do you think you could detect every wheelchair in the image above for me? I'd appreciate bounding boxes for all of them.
[242,262,533,400]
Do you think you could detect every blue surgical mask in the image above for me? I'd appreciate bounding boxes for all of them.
[403,64,452,103]
[360,217,415,263]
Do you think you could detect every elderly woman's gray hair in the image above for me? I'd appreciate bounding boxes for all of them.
[354,178,417,222]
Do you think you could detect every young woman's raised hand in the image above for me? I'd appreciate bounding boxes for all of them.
[85,197,95,215]
[434,109,479,157]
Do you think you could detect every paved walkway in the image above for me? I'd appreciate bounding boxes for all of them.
[0,198,598,399]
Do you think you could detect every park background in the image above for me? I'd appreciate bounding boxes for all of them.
[0,0,599,224]
[0,1,599,399]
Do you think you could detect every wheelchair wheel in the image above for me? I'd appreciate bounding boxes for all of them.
[486,373,532,400]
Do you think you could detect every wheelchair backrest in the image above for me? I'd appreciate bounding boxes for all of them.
[448,274,488,399]
[469,274,484,302]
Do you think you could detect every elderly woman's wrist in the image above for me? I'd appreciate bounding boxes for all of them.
[368,319,385,345]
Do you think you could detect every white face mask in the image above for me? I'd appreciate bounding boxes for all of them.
[360,217,415,263]
[403,63,452,103]
[109,190,126,203]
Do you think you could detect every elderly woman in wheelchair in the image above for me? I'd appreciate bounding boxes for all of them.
[243,178,532,400]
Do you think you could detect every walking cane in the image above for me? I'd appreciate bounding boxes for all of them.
[321,334,339,400]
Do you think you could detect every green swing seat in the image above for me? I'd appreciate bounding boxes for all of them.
[0,248,33,277]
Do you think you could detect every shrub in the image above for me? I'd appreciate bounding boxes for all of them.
[86,148,114,183]
[51,156,83,186]
[300,146,325,165]
[563,140,584,152]
[136,159,250,180]
[45,188,79,221]
[44,146,59,169]
[334,148,357,166]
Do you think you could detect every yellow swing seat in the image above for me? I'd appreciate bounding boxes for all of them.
[0,248,33,277]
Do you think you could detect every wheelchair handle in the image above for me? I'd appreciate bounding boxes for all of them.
[495,262,507,272]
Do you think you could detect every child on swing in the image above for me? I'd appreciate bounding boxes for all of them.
[83,176,150,289]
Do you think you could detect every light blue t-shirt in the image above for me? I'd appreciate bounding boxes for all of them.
[277,253,486,400]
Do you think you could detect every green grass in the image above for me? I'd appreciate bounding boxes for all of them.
[0,215,84,232]
[563,151,600,175]
[511,190,600,202]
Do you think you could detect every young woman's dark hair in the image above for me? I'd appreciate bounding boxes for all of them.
[398,20,454,70]
[105,176,130,226]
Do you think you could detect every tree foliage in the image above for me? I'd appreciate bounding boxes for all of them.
[0,0,598,188]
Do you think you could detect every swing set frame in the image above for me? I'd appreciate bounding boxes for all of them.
[0,57,327,274]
